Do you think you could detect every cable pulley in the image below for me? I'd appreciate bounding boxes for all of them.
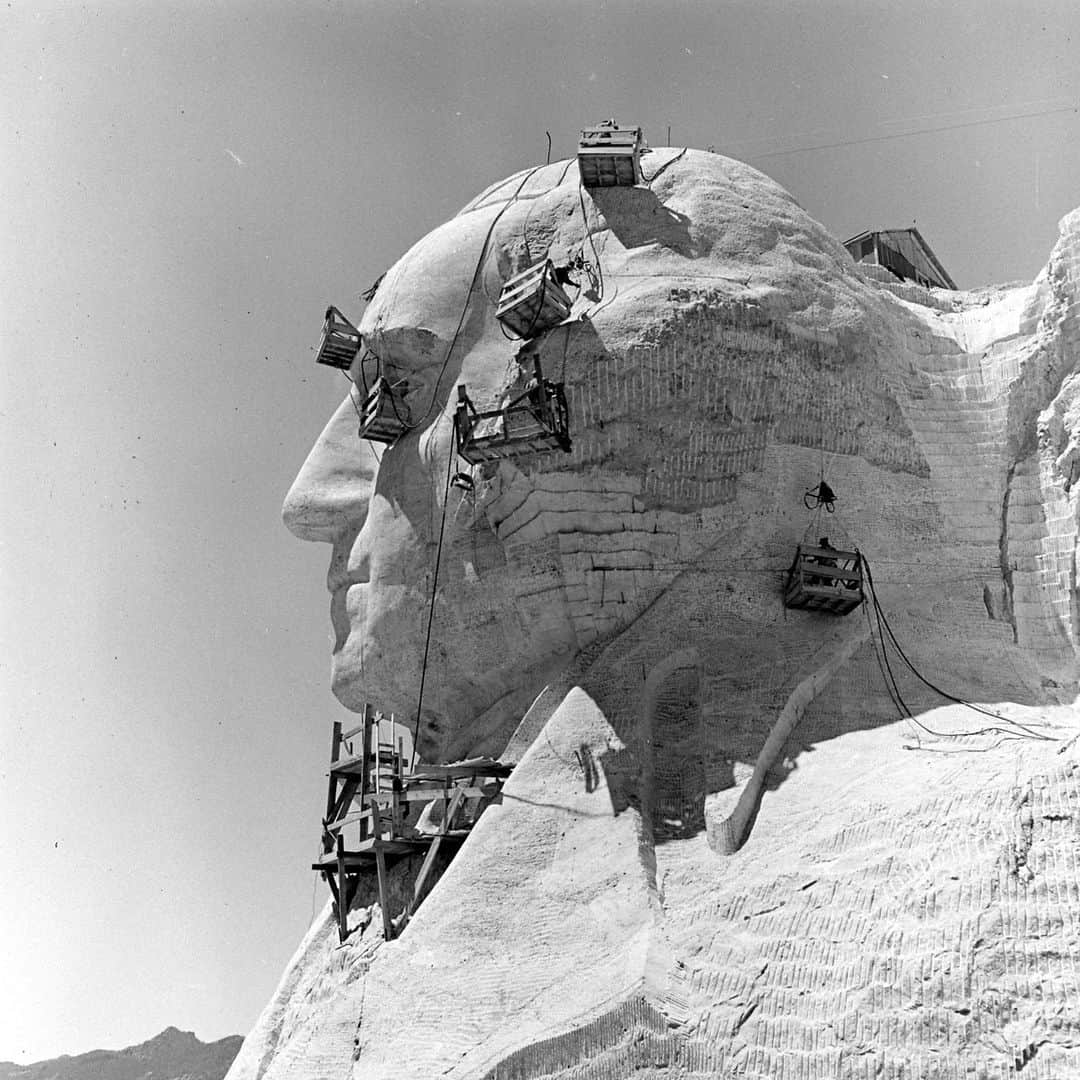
[804,480,837,513]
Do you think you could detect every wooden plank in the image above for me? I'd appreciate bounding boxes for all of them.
[315,825,481,872]
[370,799,394,941]
[405,832,445,923]
[800,544,860,560]
[325,784,495,819]
[391,778,402,836]
[335,834,348,942]
[322,806,374,834]
[374,841,393,941]
[330,753,368,777]
[324,721,343,833]
[399,782,494,800]
[403,785,471,928]
[312,838,456,870]
[794,563,861,584]
[410,758,513,780]
[359,704,374,841]
[373,712,382,795]
[440,783,468,834]
[333,746,415,775]
[328,775,360,825]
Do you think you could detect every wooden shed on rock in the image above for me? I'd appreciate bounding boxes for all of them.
[844,227,957,291]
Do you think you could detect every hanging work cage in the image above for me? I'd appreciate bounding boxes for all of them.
[315,306,362,370]
[495,259,574,339]
[577,120,645,188]
[454,359,571,465]
[358,375,410,445]
[784,543,864,616]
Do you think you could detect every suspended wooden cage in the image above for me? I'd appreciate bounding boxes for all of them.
[315,306,362,370]
[358,375,410,445]
[454,359,571,465]
[784,543,864,616]
[577,120,645,188]
[495,259,574,339]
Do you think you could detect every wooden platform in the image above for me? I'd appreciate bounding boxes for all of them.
[578,121,644,187]
[495,259,573,338]
[311,831,469,870]
[315,705,511,942]
[358,376,409,445]
[454,359,571,466]
[315,305,361,370]
[783,544,864,616]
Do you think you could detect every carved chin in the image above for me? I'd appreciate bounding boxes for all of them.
[329,649,367,712]
[330,584,426,713]
[330,626,420,715]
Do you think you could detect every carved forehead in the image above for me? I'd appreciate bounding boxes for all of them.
[358,150,851,353]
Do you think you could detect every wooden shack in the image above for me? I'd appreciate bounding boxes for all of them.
[844,228,957,291]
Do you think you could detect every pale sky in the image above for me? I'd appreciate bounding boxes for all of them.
[1,0,1077,1064]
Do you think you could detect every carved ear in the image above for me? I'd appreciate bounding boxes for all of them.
[643,649,704,841]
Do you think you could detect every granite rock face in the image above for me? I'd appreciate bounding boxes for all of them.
[239,153,1080,1078]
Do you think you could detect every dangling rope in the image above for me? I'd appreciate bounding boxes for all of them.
[576,182,605,314]
[379,164,547,437]
[411,419,458,768]
[339,369,366,425]
[409,167,547,765]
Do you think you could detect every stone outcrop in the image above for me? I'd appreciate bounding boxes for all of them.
[242,152,1080,1077]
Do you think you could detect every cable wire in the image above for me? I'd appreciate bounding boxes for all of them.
[863,598,910,722]
[640,147,688,185]
[339,369,366,425]
[385,164,547,435]
[411,420,457,767]
[396,169,547,765]
[861,555,1055,743]
[576,182,605,314]
[749,103,1077,162]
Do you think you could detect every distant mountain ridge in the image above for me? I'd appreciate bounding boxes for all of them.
[0,1027,243,1080]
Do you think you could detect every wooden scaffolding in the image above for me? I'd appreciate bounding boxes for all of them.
[495,259,574,339]
[454,358,571,465]
[314,306,362,370]
[357,375,410,445]
[313,704,512,942]
[577,120,645,188]
[784,543,864,616]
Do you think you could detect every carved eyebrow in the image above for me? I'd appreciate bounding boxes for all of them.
[366,326,445,371]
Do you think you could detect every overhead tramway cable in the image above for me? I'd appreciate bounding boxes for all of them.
[744,101,1078,162]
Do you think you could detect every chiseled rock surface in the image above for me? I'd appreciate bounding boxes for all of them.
[236,154,1080,1077]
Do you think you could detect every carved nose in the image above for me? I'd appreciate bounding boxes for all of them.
[282,393,378,542]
